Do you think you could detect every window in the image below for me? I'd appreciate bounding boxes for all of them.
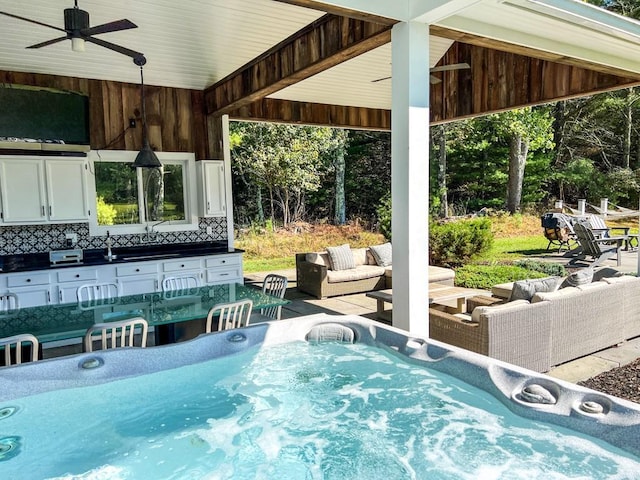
[88,151,197,235]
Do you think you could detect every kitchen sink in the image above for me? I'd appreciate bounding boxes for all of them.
[121,253,182,261]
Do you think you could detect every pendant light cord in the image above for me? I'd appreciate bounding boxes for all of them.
[139,65,149,145]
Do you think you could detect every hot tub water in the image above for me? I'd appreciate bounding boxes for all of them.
[1,340,639,479]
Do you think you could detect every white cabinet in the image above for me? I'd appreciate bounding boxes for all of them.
[54,267,99,304]
[6,272,53,307]
[204,253,243,285]
[0,159,47,222]
[0,157,89,224]
[116,263,159,296]
[197,160,226,217]
[46,160,90,221]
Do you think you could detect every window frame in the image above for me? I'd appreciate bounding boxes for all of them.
[87,150,198,236]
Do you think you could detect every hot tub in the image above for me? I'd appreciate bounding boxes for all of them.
[1,314,640,479]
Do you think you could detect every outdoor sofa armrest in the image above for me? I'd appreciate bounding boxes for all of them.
[466,295,505,313]
[295,253,329,299]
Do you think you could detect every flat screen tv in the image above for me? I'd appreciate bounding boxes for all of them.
[0,84,90,145]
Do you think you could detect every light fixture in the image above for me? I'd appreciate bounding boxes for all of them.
[71,37,85,52]
[133,55,161,168]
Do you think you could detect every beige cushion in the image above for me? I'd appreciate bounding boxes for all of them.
[491,282,514,299]
[384,265,393,278]
[327,265,385,283]
[531,286,580,303]
[306,252,330,267]
[351,248,368,267]
[602,275,637,285]
[575,281,609,292]
[470,299,530,323]
[428,266,455,283]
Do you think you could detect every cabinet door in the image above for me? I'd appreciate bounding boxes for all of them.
[46,160,89,221]
[11,286,52,307]
[202,161,226,217]
[119,275,159,296]
[0,159,47,223]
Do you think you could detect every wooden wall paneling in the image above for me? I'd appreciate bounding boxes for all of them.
[88,80,106,149]
[190,90,209,160]
[146,86,163,152]
[121,82,139,151]
[101,81,126,150]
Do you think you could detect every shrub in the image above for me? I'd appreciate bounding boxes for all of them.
[514,259,566,277]
[430,218,493,267]
[454,264,548,289]
[375,192,391,240]
[96,196,117,225]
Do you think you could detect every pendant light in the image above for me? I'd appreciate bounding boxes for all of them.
[133,55,161,168]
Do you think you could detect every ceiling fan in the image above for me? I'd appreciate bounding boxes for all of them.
[372,63,471,84]
[0,0,144,62]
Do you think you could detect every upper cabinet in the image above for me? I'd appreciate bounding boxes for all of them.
[0,157,89,224]
[197,160,226,217]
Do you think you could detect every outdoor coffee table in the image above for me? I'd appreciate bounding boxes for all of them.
[366,283,483,321]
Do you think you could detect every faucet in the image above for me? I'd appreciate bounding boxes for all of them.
[141,220,169,243]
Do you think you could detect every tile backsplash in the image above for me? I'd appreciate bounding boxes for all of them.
[0,217,227,255]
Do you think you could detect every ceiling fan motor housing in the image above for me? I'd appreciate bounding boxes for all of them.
[64,7,89,34]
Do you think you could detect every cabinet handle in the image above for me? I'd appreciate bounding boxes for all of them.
[26,278,31,283]
[41,206,45,216]
[47,291,50,303]
[181,264,185,268]
[75,274,80,278]
[49,206,52,217]
[222,260,226,264]
[220,273,229,277]
[135,268,140,272]
[59,290,63,302]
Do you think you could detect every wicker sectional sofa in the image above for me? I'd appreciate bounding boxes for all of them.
[295,247,455,299]
[429,274,640,372]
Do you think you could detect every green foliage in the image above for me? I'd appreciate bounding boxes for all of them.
[375,192,392,240]
[429,218,493,267]
[96,196,117,225]
[514,259,566,277]
[454,264,548,289]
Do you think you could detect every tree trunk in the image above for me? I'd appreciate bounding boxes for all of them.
[506,134,529,213]
[553,100,566,167]
[256,186,264,224]
[334,147,346,225]
[437,124,448,218]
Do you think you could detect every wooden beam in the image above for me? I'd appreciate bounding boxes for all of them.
[430,25,640,82]
[229,98,391,130]
[272,0,398,25]
[204,14,391,115]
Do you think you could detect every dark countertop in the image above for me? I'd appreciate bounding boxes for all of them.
[0,241,243,274]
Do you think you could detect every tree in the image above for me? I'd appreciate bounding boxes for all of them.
[230,122,334,227]
[490,108,554,213]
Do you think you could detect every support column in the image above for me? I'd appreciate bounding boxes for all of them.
[391,21,430,337]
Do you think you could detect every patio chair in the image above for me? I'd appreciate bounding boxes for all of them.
[249,274,288,323]
[162,275,200,299]
[541,213,577,252]
[83,317,149,352]
[0,333,39,366]
[206,299,253,332]
[77,283,119,309]
[0,293,19,313]
[570,223,624,267]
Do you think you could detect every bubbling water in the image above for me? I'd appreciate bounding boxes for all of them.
[2,342,640,479]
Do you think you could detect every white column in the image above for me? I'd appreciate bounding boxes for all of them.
[578,199,586,215]
[600,198,608,219]
[391,21,430,337]
[221,114,235,250]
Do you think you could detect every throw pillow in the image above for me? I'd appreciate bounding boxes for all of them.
[560,268,593,288]
[370,242,392,267]
[509,276,562,302]
[326,244,356,271]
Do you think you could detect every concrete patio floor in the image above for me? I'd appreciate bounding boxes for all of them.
[245,254,640,385]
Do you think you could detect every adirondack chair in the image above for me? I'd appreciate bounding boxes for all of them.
[571,223,624,267]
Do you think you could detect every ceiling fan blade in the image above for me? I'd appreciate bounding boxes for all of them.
[27,36,69,49]
[430,62,470,73]
[430,75,442,84]
[85,36,144,59]
[0,11,67,33]
[82,19,137,36]
[371,76,392,83]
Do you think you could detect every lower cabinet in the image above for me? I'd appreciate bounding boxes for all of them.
[116,263,159,296]
[7,272,53,307]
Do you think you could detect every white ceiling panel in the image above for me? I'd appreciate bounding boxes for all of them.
[0,0,324,89]
[268,36,454,109]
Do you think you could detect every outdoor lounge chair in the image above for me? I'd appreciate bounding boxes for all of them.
[541,212,577,252]
[570,223,624,267]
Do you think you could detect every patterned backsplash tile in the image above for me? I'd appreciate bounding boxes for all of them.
[0,218,227,255]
